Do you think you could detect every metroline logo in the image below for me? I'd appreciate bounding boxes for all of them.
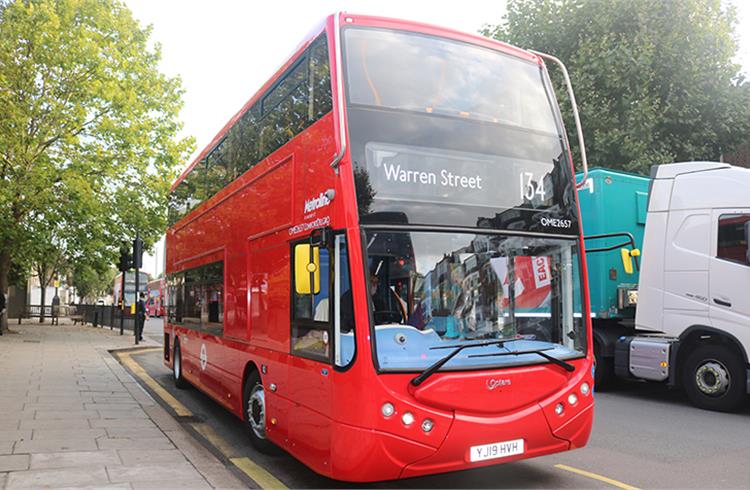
[304,192,331,213]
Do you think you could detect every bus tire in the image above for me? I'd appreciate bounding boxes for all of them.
[173,341,188,389]
[243,371,281,455]
[683,344,746,412]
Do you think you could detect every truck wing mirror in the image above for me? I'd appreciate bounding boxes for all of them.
[620,248,640,275]
[294,244,320,295]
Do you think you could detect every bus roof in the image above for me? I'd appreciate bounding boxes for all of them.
[170,12,544,192]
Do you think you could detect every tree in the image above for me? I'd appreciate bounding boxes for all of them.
[0,0,194,330]
[482,0,750,173]
[73,263,116,302]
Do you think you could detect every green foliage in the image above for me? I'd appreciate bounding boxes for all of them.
[0,0,194,316]
[482,0,750,173]
[73,262,116,301]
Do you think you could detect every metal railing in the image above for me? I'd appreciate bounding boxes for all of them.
[69,304,136,332]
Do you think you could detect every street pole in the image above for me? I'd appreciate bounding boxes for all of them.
[133,232,143,346]
[119,271,125,335]
[134,234,140,346]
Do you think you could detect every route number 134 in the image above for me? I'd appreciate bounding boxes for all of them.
[519,172,546,201]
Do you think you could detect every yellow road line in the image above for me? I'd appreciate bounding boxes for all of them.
[555,464,641,490]
[118,349,288,490]
[117,350,192,417]
[231,457,289,490]
[191,422,239,458]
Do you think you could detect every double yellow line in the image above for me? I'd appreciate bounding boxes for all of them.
[116,348,288,490]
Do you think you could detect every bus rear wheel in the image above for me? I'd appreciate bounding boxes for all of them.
[243,371,281,455]
[683,344,746,412]
[173,341,188,389]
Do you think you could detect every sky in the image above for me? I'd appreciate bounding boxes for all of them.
[128,0,750,277]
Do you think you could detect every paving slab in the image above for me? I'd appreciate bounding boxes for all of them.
[97,437,175,451]
[13,437,99,454]
[90,418,157,429]
[0,430,31,442]
[20,419,92,430]
[5,466,110,489]
[30,450,121,469]
[31,428,106,440]
[33,409,101,420]
[105,427,167,439]
[0,442,14,455]
[0,454,29,472]
[117,449,187,466]
[106,462,204,483]
[130,479,212,489]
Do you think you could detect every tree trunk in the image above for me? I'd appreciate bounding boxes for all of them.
[39,278,47,323]
[0,250,9,333]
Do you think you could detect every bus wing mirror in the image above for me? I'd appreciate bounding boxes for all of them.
[294,244,320,295]
[620,248,640,275]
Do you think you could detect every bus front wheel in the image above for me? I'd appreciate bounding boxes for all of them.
[243,371,281,455]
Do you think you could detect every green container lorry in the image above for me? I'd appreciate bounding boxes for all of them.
[577,168,649,386]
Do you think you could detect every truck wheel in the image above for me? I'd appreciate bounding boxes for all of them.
[683,344,746,412]
[594,340,614,390]
[173,341,188,389]
[243,371,281,455]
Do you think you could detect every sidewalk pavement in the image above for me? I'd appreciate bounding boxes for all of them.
[0,319,246,489]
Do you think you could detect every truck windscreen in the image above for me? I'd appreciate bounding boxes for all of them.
[343,27,579,234]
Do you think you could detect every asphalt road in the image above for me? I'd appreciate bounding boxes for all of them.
[133,318,750,488]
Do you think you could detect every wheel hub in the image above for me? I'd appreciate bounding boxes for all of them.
[247,385,267,439]
[174,350,181,380]
[695,360,730,397]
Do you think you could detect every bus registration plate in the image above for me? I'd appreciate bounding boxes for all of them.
[469,438,524,462]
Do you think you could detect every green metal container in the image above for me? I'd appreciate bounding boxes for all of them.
[577,168,650,319]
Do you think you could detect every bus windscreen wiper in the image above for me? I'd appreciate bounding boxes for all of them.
[410,337,517,387]
[468,347,575,372]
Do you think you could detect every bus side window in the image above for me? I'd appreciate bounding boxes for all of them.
[291,243,331,362]
[201,262,224,337]
[167,272,184,324]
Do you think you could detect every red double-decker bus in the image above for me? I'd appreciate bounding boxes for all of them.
[147,278,164,317]
[164,13,594,481]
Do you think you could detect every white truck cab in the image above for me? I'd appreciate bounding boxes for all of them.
[625,162,750,411]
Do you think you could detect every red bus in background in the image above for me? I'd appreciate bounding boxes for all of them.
[164,13,593,482]
[147,278,165,317]
[113,271,149,309]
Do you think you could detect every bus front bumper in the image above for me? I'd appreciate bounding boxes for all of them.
[329,400,593,481]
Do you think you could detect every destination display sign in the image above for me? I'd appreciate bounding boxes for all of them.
[364,142,557,212]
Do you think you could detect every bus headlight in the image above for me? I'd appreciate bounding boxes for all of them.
[401,412,415,426]
[567,393,578,405]
[555,403,564,415]
[580,382,590,396]
[421,418,434,433]
[381,402,395,418]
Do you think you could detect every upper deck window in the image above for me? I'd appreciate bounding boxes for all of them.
[344,28,558,135]
[168,34,333,227]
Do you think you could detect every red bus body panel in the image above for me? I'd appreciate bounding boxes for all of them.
[165,13,594,482]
